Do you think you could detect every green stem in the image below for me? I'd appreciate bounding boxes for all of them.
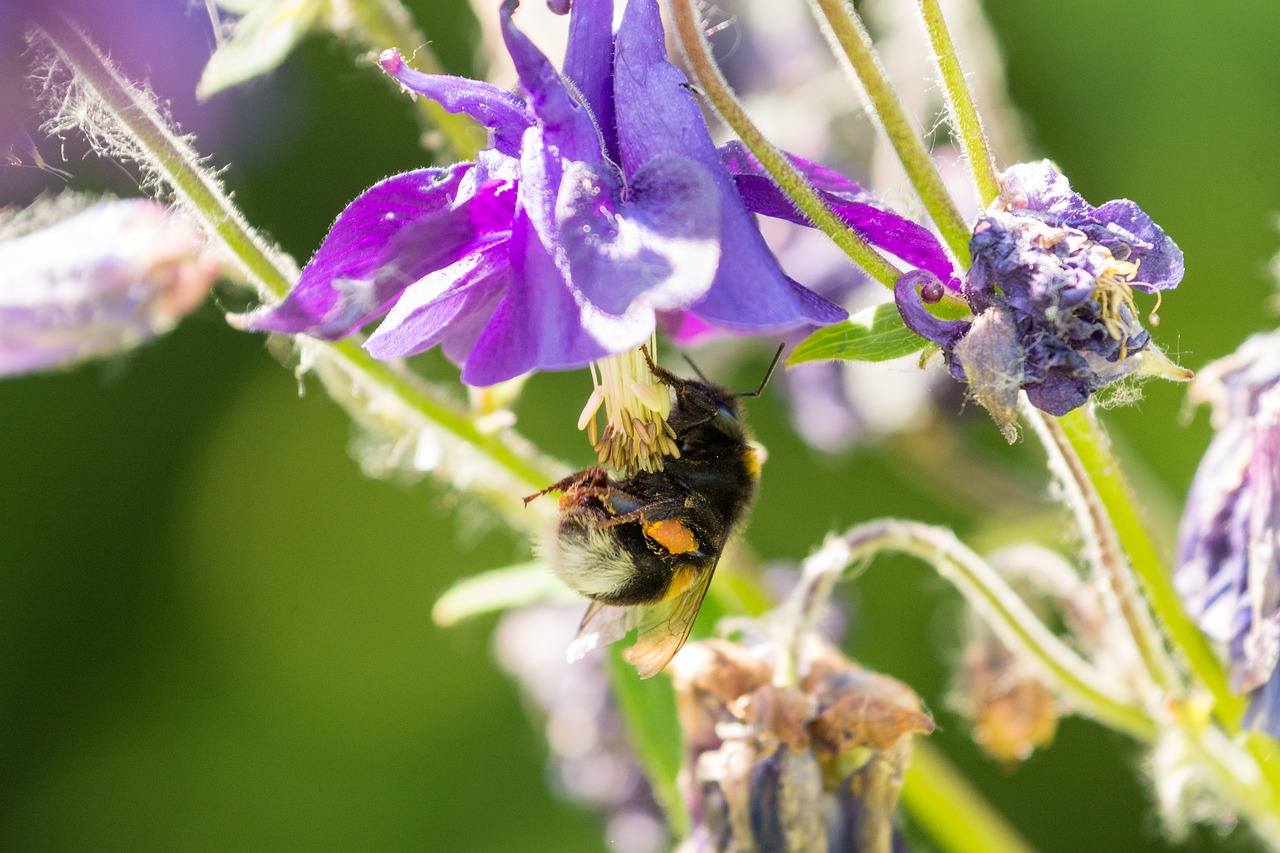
[791,522,1156,740]
[1024,405,1184,698]
[36,15,296,300]
[914,0,1001,207]
[329,339,559,492]
[664,0,903,289]
[36,16,562,508]
[804,0,971,268]
[344,0,485,160]
[1056,407,1242,723]
[902,741,1037,853]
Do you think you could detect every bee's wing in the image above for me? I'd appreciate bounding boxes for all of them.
[567,600,644,663]
[624,561,718,679]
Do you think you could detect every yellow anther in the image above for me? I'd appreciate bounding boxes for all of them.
[582,337,675,474]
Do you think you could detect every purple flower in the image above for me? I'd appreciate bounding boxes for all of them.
[1176,332,1280,738]
[237,0,859,386]
[0,198,217,377]
[895,160,1187,439]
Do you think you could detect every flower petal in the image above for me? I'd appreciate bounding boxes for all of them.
[719,141,961,290]
[461,208,653,385]
[1089,199,1184,291]
[1000,160,1083,220]
[561,0,617,160]
[1001,160,1183,292]
[238,165,514,338]
[380,50,531,157]
[364,241,510,360]
[501,0,606,166]
[613,0,845,331]
[892,271,969,349]
[562,152,722,315]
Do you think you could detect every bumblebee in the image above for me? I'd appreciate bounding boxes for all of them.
[526,346,780,678]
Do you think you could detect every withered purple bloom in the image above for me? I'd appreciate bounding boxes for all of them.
[238,0,859,385]
[1176,332,1280,738]
[895,160,1187,439]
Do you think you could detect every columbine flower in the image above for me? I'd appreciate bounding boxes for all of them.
[1176,331,1280,737]
[236,0,850,388]
[0,196,218,377]
[895,160,1188,440]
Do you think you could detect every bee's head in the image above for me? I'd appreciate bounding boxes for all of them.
[665,345,783,452]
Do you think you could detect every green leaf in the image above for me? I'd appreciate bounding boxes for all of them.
[788,302,928,365]
[431,562,575,627]
[903,742,1037,853]
[198,0,322,99]
[606,647,690,837]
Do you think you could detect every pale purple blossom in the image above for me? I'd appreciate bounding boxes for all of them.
[1177,331,1280,737]
[0,198,217,377]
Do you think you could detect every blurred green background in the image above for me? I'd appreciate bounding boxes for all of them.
[1,0,1277,850]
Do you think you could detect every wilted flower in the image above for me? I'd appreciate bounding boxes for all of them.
[958,621,1060,765]
[237,0,852,386]
[0,196,218,377]
[672,637,932,852]
[895,160,1188,440]
[1176,331,1280,737]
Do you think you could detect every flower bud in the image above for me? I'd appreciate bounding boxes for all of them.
[0,197,217,377]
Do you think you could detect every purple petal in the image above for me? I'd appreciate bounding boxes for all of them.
[364,241,510,360]
[613,0,846,331]
[1001,161,1184,292]
[658,310,722,345]
[379,50,531,157]
[460,209,653,385]
[1090,199,1184,291]
[893,271,969,348]
[563,153,722,315]
[562,0,617,160]
[1001,160,1084,220]
[719,140,873,200]
[719,142,961,290]
[501,0,606,166]
[515,118,719,317]
[239,165,514,338]
[1023,367,1092,416]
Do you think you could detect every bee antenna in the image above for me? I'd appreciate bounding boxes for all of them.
[736,343,785,399]
[681,354,712,384]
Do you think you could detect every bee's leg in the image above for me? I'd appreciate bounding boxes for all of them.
[522,467,610,506]
[640,344,682,388]
[594,496,688,527]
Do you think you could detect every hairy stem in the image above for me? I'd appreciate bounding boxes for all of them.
[914,0,1001,207]
[788,521,1156,739]
[665,0,903,288]
[804,0,971,267]
[1055,407,1241,722]
[1024,404,1184,699]
[33,15,296,299]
